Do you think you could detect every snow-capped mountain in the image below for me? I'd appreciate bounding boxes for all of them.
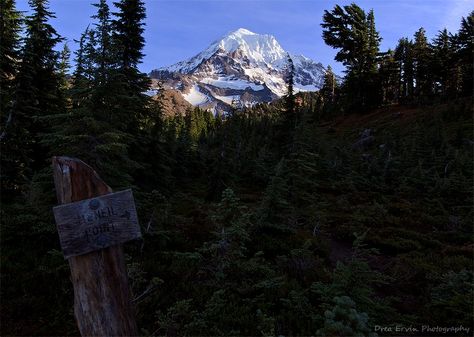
[150,28,327,113]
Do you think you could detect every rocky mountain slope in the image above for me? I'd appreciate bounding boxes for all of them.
[150,28,328,113]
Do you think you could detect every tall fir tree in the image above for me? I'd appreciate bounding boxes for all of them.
[2,0,63,198]
[412,28,433,101]
[365,9,382,107]
[319,65,339,119]
[92,0,115,83]
[111,0,150,133]
[366,10,380,68]
[0,0,23,199]
[394,37,414,102]
[454,11,473,97]
[70,27,95,107]
[82,0,136,187]
[320,65,337,104]
[19,0,64,158]
[431,29,456,99]
[46,0,134,187]
[321,4,381,111]
[378,49,400,104]
[275,54,297,156]
[112,0,146,69]
[58,44,71,92]
[285,53,295,116]
[0,0,22,132]
[111,0,152,188]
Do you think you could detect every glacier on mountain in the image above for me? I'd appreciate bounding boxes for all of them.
[150,28,328,112]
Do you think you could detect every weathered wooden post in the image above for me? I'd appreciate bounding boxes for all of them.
[52,156,140,336]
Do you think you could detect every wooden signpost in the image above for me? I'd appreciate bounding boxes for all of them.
[53,189,141,259]
[52,156,140,336]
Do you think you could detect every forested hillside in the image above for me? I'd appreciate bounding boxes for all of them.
[1,0,473,336]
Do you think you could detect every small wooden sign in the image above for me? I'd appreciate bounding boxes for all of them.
[53,189,141,259]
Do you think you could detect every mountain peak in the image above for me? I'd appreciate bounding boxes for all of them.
[228,28,256,36]
[151,29,327,113]
[215,28,285,66]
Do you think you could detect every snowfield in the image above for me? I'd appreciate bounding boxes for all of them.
[150,28,329,112]
[182,85,209,105]
[201,77,264,91]
[213,94,242,105]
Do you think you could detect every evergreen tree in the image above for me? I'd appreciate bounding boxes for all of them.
[321,4,367,68]
[394,37,415,102]
[51,27,95,155]
[320,65,337,104]
[2,0,63,197]
[412,28,433,102]
[366,10,380,66]
[205,113,231,200]
[430,269,474,326]
[454,11,474,97]
[205,188,251,279]
[317,296,376,337]
[0,0,22,133]
[110,0,152,187]
[174,108,198,178]
[70,27,95,107]
[73,28,88,81]
[19,0,64,151]
[285,53,295,117]
[0,0,23,198]
[92,0,115,83]
[58,44,71,92]
[258,158,294,231]
[47,0,137,187]
[275,54,297,155]
[112,0,145,69]
[44,43,72,149]
[111,0,150,132]
[378,49,400,104]
[321,4,381,110]
[138,98,175,193]
[431,29,451,98]
[365,9,382,107]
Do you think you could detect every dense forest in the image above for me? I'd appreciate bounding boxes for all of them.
[1,0,473,336]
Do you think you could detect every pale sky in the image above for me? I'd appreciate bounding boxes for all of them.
[17,0,473,75]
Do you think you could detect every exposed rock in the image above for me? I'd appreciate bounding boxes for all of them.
[352,128,376,150]
[150,28,331,114]
[152,89,193,117]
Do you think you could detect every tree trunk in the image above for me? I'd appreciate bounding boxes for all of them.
[52,156,138,336]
